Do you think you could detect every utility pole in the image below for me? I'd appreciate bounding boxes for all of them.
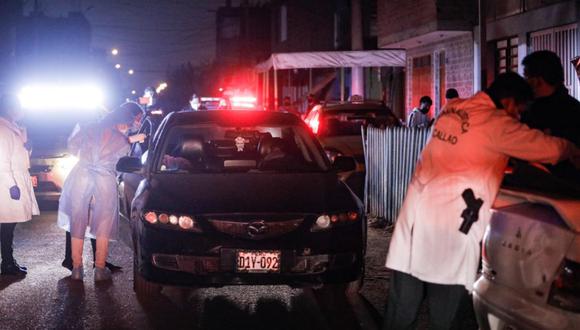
[351,0,364,97]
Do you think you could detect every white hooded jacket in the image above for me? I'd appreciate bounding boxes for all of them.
[386,92,575,290]
[0,117,39,222]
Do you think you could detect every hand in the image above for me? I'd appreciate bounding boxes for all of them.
[128,133,147,144]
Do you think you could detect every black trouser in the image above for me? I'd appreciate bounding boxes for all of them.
[0,223,17,264]
[64,231,98,263]
[383,270,465,330]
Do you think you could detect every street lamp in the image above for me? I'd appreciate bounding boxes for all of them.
[128,69,134,75]
[115,63,121,69]
[111,48,119,56]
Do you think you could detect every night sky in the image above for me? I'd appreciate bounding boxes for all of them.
[23,0,238,93]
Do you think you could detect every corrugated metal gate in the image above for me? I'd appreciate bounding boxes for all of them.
[530,23,580,100]
[363,127,431,224]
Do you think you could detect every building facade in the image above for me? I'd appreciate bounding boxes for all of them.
[378,0,580,119]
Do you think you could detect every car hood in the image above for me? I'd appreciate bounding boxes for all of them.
[143,172,359,215]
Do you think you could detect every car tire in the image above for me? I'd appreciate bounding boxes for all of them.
[133,253,161,299]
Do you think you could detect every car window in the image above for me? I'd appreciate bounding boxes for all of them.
[130,120,153,159]
[319,109,398,137]
[156,123,328,173]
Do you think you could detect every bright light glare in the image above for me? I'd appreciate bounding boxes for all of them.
[156,82,168,94]
[128,69,134,75]
[131,90,136,95]
[230,96,257,109]
[115,63,121,69]
[18,85,104,111]
[53,155,79,187]
[111,48,119,55]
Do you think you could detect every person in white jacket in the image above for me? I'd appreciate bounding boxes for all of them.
[383,72,579,329]
[57,104,145,281]
[0,94,39,276]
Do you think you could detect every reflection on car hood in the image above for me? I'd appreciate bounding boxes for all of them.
[144,172,358,215]
[320,136,364,156]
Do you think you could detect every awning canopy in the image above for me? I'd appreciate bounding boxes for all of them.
[255,50,406,72]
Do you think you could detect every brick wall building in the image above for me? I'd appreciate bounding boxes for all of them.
[378,0,580,121]
[378,0,476,119]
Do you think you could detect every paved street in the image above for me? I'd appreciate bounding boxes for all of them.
[0,204,388,330]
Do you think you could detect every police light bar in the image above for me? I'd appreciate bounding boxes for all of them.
[200,97,221,102]
[18,84,104,111]
[230,96,257,109]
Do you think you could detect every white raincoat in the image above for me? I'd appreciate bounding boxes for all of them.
[0,117,39,222]
[57,123,130,240]
[386,92,575,290]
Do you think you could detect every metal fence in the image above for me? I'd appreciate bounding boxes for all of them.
[363,126,431,224]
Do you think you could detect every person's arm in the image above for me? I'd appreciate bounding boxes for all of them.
[491,115,576,165]
[408,110,417,127]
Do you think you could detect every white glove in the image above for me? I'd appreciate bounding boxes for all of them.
[128,133,147,144]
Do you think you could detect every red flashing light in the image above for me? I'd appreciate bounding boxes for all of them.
[307,109,320,134]
[230,96,257,109]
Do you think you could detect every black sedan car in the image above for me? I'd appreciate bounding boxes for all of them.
[116,110,365,297]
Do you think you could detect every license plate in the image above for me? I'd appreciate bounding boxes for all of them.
[236,250,281,273]
[31,176,38,188]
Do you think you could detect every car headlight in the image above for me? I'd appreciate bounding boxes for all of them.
[311,211,359,232]
[142,211,202,232]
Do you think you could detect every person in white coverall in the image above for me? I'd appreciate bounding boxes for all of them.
[0,94,39,276]
[383,72,580,330]
[57,104,146,281]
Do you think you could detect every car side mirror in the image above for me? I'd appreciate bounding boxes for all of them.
[116,156,143,173]
[332,156,356,172]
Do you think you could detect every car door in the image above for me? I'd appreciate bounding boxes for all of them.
[118,119,153,248]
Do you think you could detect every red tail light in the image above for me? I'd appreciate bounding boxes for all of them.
[306,109,320,134]
[548,259,580,313]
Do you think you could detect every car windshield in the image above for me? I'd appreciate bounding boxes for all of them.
[157,123,329,173]
[319,108,398,137]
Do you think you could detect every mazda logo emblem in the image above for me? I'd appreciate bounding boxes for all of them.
[247,221,268,237]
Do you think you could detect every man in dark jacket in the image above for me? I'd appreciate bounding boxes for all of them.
[521,50,580,184]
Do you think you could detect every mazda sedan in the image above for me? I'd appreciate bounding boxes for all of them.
[116,110,365,297]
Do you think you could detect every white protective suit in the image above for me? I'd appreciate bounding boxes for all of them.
[386,92,575,290]
[57,123,130,240]
[0,117,39,222]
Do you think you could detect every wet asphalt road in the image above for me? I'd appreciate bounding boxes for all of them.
[0,204,385,330]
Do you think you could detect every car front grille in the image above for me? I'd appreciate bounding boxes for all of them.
[208,218,304,240]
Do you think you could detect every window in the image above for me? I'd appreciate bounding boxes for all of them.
[157,124,327,173]
[280,5,288,42]
[495,37,519,74]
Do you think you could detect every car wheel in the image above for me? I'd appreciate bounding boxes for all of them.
[133,252,161,299]
[347,263,365,295]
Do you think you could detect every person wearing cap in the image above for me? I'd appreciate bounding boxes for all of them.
[57,102,146,281]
